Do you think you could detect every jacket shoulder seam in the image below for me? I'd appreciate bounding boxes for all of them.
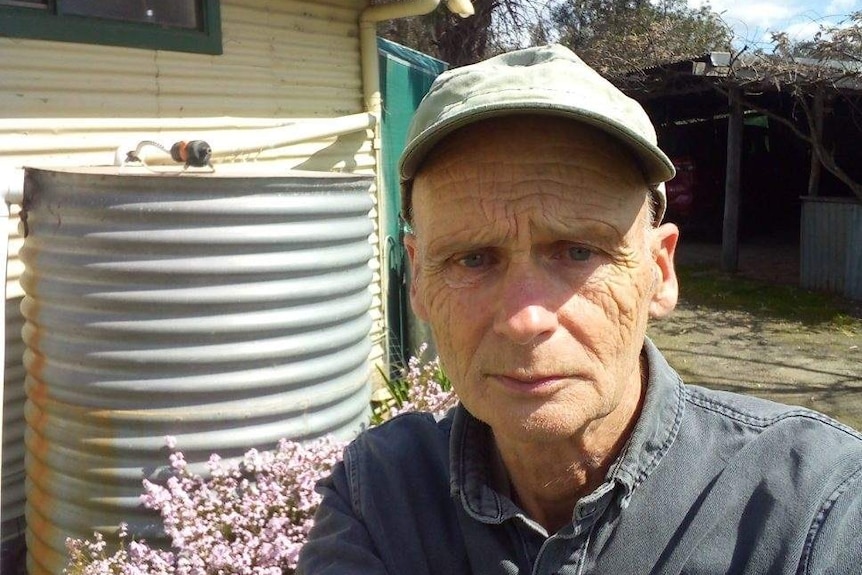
[685,390,862,439]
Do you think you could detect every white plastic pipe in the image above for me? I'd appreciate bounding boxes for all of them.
[114,112,376,166]
[1,168,24,206]
[360,0,441,119]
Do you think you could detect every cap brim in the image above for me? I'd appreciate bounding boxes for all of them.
[399,106,676,186]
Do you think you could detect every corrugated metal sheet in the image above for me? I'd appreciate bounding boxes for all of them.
[21,166,375,574]
[2,203,26,546]
[1,297,25,544]
[800,197,862,299]
[842,203,862,301]
[0,0,389,554]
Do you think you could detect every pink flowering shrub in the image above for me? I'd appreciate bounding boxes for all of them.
[372,343,457,423]
[65,524,175,575]
[65,348,453,575]
[65,435,344,575]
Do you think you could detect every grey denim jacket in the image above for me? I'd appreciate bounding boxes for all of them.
[298,339,862,574]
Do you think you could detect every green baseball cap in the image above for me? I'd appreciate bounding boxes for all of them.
[399,44,675,223]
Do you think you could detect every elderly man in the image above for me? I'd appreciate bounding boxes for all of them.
[298,45,862,574]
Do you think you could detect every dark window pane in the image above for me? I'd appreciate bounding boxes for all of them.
[62,0,199,29]
[0,0,48,8]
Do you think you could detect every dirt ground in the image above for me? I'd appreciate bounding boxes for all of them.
[648,242,862,432]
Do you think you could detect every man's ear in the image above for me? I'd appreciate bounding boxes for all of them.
[649,223,680,319]
[403,233,429,321]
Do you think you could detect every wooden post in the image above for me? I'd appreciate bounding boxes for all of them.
[722,86,743,273]
[807,87,824,198]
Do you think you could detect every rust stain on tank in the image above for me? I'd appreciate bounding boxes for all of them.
[22,304,60,575]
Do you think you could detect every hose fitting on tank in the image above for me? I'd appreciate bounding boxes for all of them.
[124,140,214,171]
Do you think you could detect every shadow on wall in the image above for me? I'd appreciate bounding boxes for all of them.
[293,131,367,173]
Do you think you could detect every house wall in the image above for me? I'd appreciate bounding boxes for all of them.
[0,0,386,554]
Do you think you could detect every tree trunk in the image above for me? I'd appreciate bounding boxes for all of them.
[435,0,495,66]
[806,87,824,198]
[722,87,743,273]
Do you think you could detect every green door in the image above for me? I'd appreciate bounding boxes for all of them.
[378,38,447,368]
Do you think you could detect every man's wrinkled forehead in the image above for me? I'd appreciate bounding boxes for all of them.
[409,116,650,235]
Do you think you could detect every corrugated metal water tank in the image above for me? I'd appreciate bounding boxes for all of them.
[19,166,375,575]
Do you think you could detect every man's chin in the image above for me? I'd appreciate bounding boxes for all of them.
[480,402,602,443]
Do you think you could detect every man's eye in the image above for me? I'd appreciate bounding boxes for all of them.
[567,246,592,262]
[457,253,489,269]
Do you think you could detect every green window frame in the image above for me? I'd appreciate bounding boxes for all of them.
[0,0,222,55]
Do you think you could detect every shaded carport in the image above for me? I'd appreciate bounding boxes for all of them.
[615,52,862,300]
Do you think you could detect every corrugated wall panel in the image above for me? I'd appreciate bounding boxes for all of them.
[843,204,862,301]
[2,203,26,546]
[0,0,389,557]
[5,205,24,303]
[2,204,26,546]
[800,198,853,294]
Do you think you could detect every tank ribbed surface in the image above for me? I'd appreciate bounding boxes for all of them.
[19,167,374,574]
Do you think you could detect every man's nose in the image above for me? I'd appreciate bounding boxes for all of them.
[492,263,559,345]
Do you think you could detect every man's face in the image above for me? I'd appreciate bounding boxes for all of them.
[404,116,679,444]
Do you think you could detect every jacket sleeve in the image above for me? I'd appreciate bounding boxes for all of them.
[799,465,862,575]
[296,455,389,575]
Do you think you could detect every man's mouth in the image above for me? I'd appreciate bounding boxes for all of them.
[489,373,569,394]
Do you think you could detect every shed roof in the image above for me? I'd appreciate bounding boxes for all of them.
[615,51,862,125]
